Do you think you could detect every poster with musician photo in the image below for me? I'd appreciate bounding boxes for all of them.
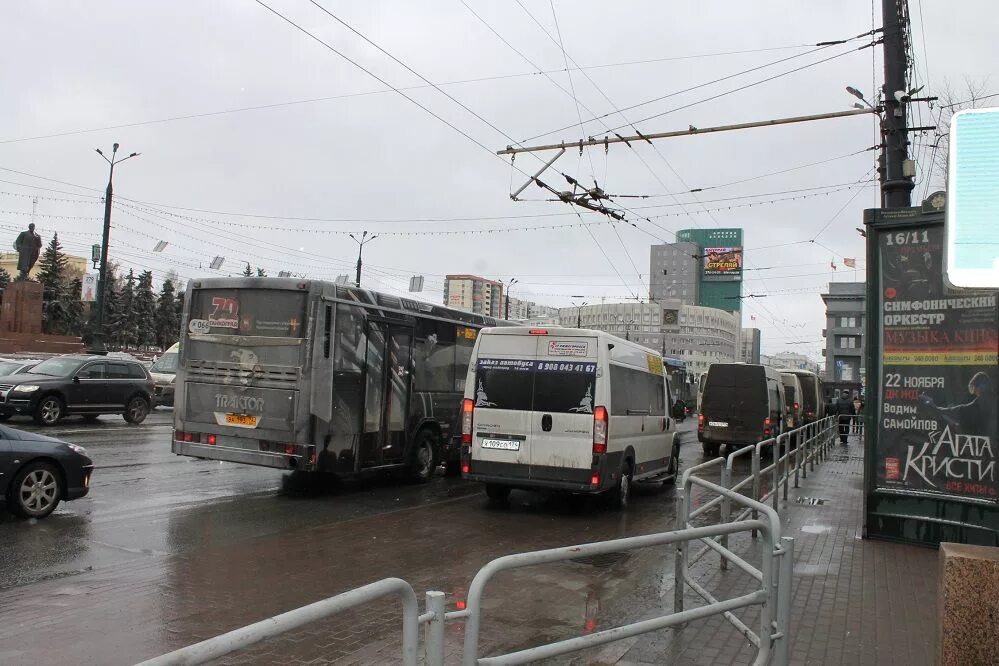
[875,223,999,502]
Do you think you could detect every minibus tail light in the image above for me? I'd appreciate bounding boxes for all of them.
[461,398,474,445]
[593,406,608,454]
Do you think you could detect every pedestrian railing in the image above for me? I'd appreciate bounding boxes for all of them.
[138,419,851,666]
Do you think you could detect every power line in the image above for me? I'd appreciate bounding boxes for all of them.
[521,37,867,143]
[0,45,828,145]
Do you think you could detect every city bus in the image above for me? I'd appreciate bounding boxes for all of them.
[663,357,694,410]
[171,278,509,481]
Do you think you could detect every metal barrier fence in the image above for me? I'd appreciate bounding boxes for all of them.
[139,417,852,666]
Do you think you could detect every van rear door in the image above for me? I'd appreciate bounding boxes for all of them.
[528,336,598,481]
[470,334,539,481]
[702,365,767,442]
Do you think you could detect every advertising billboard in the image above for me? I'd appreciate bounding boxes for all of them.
[702,246,743,281]
[875,223,998,502]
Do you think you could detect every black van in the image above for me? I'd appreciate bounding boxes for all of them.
[787,370,825,426]
[698,363,785,456]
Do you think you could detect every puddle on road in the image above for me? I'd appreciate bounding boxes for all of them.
[793,497,829,505]
[569,552,631,569]
[800,524,832,534]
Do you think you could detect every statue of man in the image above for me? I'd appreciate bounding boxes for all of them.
[13,223,43,280]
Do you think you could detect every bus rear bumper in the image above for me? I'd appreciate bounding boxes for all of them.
[173,441,306,470]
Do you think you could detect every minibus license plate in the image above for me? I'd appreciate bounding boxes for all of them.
[708,421,729,428]
[481,439,520,451]
[226,413,259,427]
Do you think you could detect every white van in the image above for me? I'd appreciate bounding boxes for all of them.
[460,326,680,508]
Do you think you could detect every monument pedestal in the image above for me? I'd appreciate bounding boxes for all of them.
[0,280,84,354]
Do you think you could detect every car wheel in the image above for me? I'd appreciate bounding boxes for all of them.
[33,396,64,426]
[407,429,438,483]
[124,396,150,424]
[607,461,633,510]
[485,484,511,502]
[9,461,63,519]
[665,447,681,486]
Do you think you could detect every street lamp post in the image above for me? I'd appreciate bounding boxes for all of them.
[349,231,378,288]
[571,300,588,328]
[504,278,518,320]
[92,143,140,352]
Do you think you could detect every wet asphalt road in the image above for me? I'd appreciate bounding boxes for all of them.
[0,413,730,664]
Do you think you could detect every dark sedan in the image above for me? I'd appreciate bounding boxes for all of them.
[0,425,93,518]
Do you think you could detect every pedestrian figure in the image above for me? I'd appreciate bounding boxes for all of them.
[836,390,853,444]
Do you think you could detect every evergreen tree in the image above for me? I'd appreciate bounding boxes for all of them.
[134,271,157,348]
[242,263,253,277]
[37,233,70,334]
[64,277,85,338]
[256,267,267,277]
[112,270,138,348]
[155,279,180,349]
[175,289,186,330]
[0,266,10,308]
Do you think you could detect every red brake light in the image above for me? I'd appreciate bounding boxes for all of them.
[456,600,467,611]
[794,402,799,411]
[461,398,474,445]
[284,444,297,456]
[593,406,608,454]
[529,329,549,335]
[763,416,771,436]
[590,473,600,485]
[461,463,470,474]
[176,430,200,443]
[698,413,704,431]
[206,434,217,445]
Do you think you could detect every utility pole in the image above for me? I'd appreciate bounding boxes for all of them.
[349,231,377,288]
[93,143,140,353]
[880,0,915,208]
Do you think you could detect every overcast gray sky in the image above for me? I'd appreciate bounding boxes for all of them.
[2,1,994,361]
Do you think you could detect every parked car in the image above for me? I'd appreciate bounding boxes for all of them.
[0,355,154,426]
[698,363,785,456]
[0,358,42,377]
[0,424,93,518]
[149,343,179,407]
[779,372,805,431]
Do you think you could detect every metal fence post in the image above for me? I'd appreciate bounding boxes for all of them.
[775,537,794,666]
[751,448,761,539]
[720,464,731,570]
[782,436,790,501]
[425,591,445,666]
[772,441,779,512]
[674,481,688,614]
[809,423,817,472]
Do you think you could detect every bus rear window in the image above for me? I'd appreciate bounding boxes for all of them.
[190,289,307,337]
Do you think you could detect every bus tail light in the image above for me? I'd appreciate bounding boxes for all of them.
[592,406,608,455]
[206,434,217,445]
[461,398,474,445]
[284,444,297,456]
[176,430,200,443]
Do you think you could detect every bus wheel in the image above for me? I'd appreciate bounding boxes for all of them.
[408,429,438,483]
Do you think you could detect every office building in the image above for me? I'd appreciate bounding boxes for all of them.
[740,327,762,364]
[443,274,503,318]
[560,302,740,377]
[650,228,744,314]
[820,282,866,382]
[761,351,821,376]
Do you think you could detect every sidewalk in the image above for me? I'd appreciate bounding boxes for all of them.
[597,433,939,665]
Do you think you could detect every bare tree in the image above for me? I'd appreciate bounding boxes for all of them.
[925,77,993,196]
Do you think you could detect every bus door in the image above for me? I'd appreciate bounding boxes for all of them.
[361,320,414,466]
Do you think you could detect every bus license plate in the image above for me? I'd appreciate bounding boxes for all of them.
[708,421,729,427]
[481,439,520,451]
[226,413,259,427]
